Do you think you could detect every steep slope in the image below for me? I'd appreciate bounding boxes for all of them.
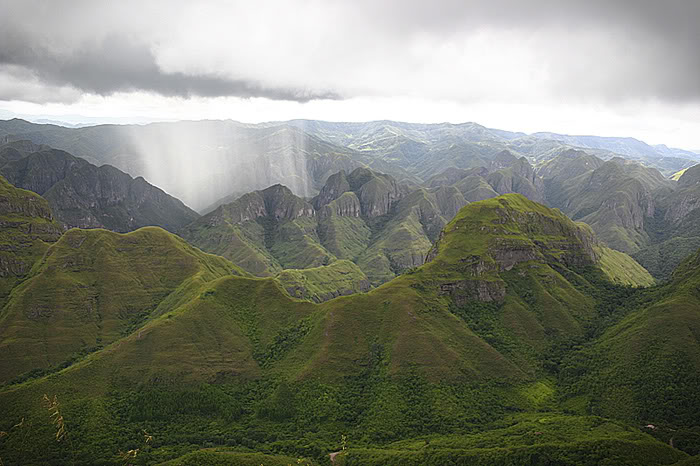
[0,226,243,384]
[561,248,700,431]
[0,146,199,232]
[0,175,62,307]
[183,168,462,288]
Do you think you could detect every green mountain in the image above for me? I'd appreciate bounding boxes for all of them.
[559,248,700,436]
[5,117,697,214]
[0,225,244,385]
[179,183,331,276]
[426,150,544,203]
[0,175,62,307]
[0,142,199,233]
[1,193,676,466]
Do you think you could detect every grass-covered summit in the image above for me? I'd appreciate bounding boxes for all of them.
[0,225,245,384]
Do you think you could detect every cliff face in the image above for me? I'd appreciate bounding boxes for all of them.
[313,167,406,218]
[184,167,462,288]
[198,184,315,229]
[0,148,199,233]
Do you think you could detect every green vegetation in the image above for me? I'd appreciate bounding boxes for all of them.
[161,450,305,465]
[0,226,244,384]
[633,236,700,281]
[182,168,463,288]
[595,246,655,287]
[276,260,370,303]
[1,192,697,465]
[337,413,685,465]
[0,175,62,307]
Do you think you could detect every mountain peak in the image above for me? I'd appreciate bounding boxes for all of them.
[424,193,599,303]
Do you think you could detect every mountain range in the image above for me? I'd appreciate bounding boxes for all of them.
[1,118,700,464]
[0,139,198,233]
[2,118,698,212]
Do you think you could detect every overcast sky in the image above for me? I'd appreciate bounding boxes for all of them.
[1,0,699,148]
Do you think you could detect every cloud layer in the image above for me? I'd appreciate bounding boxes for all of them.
[0,0,698,104]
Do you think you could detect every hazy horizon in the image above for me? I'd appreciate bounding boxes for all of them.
[1,0,699,149]
[2,111,699,154]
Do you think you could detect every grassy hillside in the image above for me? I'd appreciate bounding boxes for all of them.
[559,248,700,432]
[276,260,370,303]
[0,226,244,384]
[596,246,655,287]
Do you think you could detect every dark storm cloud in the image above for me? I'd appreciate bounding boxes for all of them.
[0,0,698,103]
[0,3,339,102]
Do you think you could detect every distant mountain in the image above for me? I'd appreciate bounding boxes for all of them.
[0,142,199,233]
[532,132,700,173]
[540,152,672,253]
[634,163,700,279]
[426,150,545,203]
[0,119,370,210]
[2,118,697,214]
[180,167,469,287]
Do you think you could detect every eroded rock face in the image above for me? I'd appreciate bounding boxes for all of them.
[357,176,403,217]
[665,193,700,225]
[320,192,362,218]
[314,167,406,218]
[663,167,700,225]
[439,279,506,305]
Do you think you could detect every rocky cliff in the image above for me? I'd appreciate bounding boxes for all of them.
[0,147,199,233]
